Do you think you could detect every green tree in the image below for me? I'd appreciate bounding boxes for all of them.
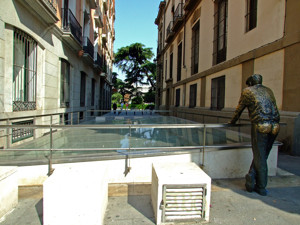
[114,43,157,95]
[111,92,122,104]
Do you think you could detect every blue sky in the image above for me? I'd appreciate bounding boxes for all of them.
[113,0,162,79]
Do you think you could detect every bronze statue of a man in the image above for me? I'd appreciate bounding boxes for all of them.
[229,74,280,196]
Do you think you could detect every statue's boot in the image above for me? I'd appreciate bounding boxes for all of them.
[245,173,255,192]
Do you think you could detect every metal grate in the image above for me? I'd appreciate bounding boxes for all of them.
[162,184,206,223]
[12,120,34,143]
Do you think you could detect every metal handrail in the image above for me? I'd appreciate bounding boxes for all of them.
[0,120,284,175]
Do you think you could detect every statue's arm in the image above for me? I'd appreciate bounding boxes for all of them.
[229,94,247,124]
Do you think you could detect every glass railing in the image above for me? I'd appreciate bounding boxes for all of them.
[0,111,282,175]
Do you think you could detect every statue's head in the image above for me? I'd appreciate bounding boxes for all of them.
[246,74,262,86]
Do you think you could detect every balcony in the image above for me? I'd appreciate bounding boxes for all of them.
[83,36,94,65]
[173,3,184,32]
[94,6,104,28]
[16,0,59,24]
[165,21,174,43]
[184,0,199,11]
[103,0,108,11]
[61,8,82,51]
[94,53,103,73]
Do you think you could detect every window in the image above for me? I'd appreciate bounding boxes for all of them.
[60,59,70,108]
[91,78,95,106]
[189,84,197,108]
[12,120,34,143]
[175,88,180,107]
[246,0,257,32]
[80,72,86,107]
[170,53,173,79]
[213,0,228,65]
[177,42,182,81]
[191,21,200,75]
[13,28,37,111]
[211,76,225,110]
[165,59,168,81]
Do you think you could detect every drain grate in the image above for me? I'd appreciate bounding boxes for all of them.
[161,184,207,223]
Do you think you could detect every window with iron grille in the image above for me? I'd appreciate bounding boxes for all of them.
[191,21,200,75]
[175,88,180,107]
[177,42,182,81]
[213,0,228,65]
[91,78,95,106]
[211,76,225,110]
[189,84,197,108]
[245,0,257,32]
[60,59,70,108]
[80,72,86,107]
[12,120,34,143]
[170,53,173,79]
[13,28,37,111]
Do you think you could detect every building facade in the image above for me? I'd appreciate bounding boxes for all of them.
[0,0,115,148]
[155,0,300,155]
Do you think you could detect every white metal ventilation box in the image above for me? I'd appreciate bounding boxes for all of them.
[151,162,211,224]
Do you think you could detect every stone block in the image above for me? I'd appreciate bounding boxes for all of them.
[0,167,18,219]
[43,164,108,225]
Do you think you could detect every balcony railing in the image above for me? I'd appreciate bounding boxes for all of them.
[95,53,103,68]
[62,8,82,44]
[166,21,174,39]
[43,0,57,14]
[83,37,94,59]
[174,3,184,22]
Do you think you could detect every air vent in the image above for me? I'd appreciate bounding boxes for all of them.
[162,184,206,223]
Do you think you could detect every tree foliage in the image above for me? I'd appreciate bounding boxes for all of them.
[114,43,156,93]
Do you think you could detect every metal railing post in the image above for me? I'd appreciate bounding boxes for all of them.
[201,125,206,169]
[5,119,10,149]
[71,112,73,125]
[47,115,54,176]
[124,125,132,176]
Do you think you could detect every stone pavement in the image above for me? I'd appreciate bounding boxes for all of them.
[0,153,300,225]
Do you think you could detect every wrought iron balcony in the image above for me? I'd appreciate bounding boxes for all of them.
[173,3,184,32]
[174,3,184,23]
[83,37,94,59]
[166,21,174,42]
[94,53,103,68]
[16,0,59,24]
[62,8,82,46]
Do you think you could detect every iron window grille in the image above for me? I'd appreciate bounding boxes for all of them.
[12,120,34,143]
[13,28,37,112]
[191,21,200,75]
[60,59,70,108]
[245,0,257,32]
